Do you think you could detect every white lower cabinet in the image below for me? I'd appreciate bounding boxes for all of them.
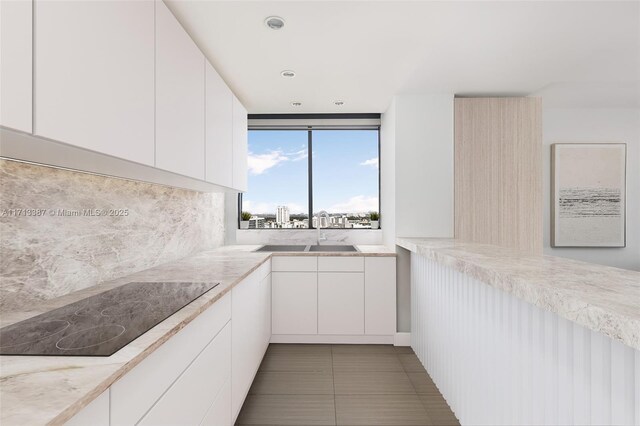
[201,379,232,426]
[110,293,231,425]
[101,261,273,426]
[231,261,272,421]
[272,272,318,335]
[271,256,396,342]
[365,257,397,335]
[138,323,231,426]
[318,272,364,335]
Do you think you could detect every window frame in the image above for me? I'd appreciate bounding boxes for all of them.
[239,115,381,230]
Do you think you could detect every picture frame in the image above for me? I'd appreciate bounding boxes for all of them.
[551,143,626,248]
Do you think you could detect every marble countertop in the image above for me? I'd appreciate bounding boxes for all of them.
[0,244,393,426]
[396,237,640,351]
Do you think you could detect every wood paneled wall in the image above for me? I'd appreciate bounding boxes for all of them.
[454,97,542,254]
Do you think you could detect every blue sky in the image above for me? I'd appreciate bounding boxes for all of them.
[243,130,379,215]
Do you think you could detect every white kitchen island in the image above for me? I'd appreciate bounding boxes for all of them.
[397,237,640,426]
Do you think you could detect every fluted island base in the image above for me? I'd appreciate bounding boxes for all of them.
[411,253,639,425]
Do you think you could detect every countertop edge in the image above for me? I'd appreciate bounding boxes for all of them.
[396,238,640,352]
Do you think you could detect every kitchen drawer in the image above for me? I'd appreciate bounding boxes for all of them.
[201,379,231,426]
[138,323,231,426]
[272,256,317,272]
[111,292,231,425]
[318,256,364,272]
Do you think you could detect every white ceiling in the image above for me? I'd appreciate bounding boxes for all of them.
[166,1,640,113]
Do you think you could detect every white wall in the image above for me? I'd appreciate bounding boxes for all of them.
[381,98,397,247]
[543,107,640,271]
[380,94,455,332]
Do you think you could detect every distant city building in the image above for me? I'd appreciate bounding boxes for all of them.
[243,208,374,229]
[312,216,329,228]
[248,216,265,229]
[276,206,290,224]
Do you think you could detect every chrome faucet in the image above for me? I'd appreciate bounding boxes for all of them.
[315,210,329,245]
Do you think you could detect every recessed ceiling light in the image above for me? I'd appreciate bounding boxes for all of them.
[281,70,296,78]
[265,16,285,30]
[291,101,302,107]
[334,100,345,106]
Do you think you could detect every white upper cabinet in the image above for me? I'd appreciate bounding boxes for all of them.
[155,0,205,180]
[34,0,155,165]
[0,0,32,133]
[232,96,248,191]
[205,61,233,187]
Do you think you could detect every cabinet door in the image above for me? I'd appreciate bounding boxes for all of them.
[232,267,271,420]
[261,273,272,351]
[201,379,231,426]
[205,61,233,187]
[365,257,396,335]
[318,272,364,335]
[155,0,205,179]
[272,272,318,335]
[34,0,154,165]
[232,96,248,191]
[0,0,32,133]
[139,323,231,426]
[111,294,231,425]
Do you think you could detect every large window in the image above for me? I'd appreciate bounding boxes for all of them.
[240,127,380,229]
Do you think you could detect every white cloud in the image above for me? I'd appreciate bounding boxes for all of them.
[290,149,308,162]
[247,151,289,175]
[360,157,379,168]
[247,149,308,175]
[327,195,379,214]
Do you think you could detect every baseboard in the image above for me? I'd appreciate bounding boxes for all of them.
[270,335,395,344]
[394,332,411,346]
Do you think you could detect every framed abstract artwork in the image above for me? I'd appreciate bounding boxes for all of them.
[551,143,626,247]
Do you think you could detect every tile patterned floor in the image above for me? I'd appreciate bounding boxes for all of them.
[235,344,460,426]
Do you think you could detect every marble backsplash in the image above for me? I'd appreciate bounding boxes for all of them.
[0,159,225,312]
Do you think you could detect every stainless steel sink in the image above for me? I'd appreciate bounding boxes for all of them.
[308,245,358,252]
[254,245,308,252]
[254,245,359,253]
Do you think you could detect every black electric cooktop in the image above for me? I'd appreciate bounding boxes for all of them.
[0,281,219,357]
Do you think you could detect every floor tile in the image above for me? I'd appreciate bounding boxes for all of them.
[398,353,425,372]
[419,395,460,426]
[331,344,396,354]
[393,345,415,354]
[236,394,336,425]
[259,352,333,373]
[407,372,440,394]
[267,344,332,355]
[334,370,414,395]
[335,394,431,425]
[249,371,334,395]
[332,353,404,372]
